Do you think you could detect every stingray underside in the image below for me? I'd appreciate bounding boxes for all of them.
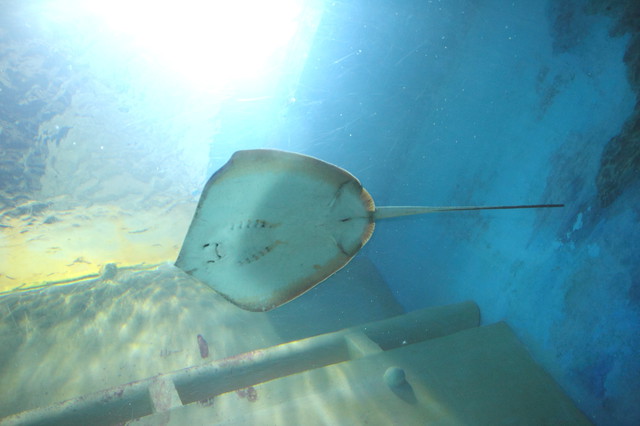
[175,149,376,311]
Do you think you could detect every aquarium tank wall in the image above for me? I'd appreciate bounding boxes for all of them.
[0,0,638,425]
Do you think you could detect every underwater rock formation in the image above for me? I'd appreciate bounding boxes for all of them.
[596,102,640,207]
[548,0,591,54]
[0,11,73,215]
[587,0,640,38]
[591,1,640,207]
[236,386,258,402]
[624,34,640,92]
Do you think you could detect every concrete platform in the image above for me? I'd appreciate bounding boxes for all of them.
[1,300,590,425]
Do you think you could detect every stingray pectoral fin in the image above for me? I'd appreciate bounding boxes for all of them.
[373,204,564,220]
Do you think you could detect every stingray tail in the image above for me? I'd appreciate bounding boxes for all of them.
[373,204,564,220]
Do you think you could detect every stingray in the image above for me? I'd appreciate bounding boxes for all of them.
[175,149,562,312]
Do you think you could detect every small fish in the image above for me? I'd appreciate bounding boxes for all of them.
[236,386,258,402]
[159,348,181,358]
[197,334,209,358]
[67,257,91,266]
[198,396,215,407]
[246,386,258,402]
[128,228,149,234]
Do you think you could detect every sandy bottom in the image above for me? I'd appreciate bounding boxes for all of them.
[0,256,402,419]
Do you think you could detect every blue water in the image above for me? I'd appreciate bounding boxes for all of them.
[1,0,638,424]
[290,2,639,424]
